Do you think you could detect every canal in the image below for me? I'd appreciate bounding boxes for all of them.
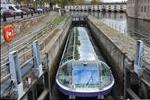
[92,12,150,47]
[71,11,150,47]
[51,25,118,100]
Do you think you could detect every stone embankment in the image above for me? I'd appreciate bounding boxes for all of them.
[1,12,57,44]
[87,15,150,93]
[1,14,72,98]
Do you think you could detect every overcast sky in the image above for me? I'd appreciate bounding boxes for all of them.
[102,0,127,2]
[85,0,127,2]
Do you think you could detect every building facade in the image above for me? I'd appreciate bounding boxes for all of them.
[127,0,150,20]
[65,2,127,12]
[0,0,14,3]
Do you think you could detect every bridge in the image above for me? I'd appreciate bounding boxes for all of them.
[65,2,127,12]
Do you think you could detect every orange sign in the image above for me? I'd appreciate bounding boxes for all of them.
[3,24,14,43]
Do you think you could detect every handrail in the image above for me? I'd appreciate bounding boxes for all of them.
[0,15,71,83]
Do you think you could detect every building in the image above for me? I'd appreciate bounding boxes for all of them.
[65,2,127,12]
[127,0,150,20]
[0,0,14,3]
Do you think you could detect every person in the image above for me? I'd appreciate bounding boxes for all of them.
[3,14,7,22]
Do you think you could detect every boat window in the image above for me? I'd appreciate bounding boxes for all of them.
[58,63,72,87]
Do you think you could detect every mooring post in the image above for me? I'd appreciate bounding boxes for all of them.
[45,52,52,100]
[32,40,43,78]
[43,53,49,88]
[123,52,128,99]
[9,51,24,100]
[134,40,144,78]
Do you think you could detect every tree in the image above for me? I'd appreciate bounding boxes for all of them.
[58,0,67,8]
[91,0,99,5]
[78,0,84,5]
[70,0,77,5]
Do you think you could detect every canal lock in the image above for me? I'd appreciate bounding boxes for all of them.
[49,15,118,100]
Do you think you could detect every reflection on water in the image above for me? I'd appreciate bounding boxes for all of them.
[127,18,150,47]
[90,12,150,47]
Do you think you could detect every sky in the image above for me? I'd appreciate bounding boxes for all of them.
[102,0,127,2]
[85,0,127,2]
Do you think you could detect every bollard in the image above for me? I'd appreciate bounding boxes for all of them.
[9,51,24,100]
[32,40,43,78]
[134,40,144,78]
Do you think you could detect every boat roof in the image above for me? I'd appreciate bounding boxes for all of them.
[60,27,98,65]
[56,27,114,93]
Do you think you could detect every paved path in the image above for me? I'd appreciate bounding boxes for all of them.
[1,11,58,65]
[1,13,45,24]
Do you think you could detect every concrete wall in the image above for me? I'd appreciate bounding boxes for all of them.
[39,17,72,97]
[1,14,48,43]
[87,15,150,95]
[88,16,127,89]
[0,16,72,98]
[88,15,150,72]
[1,14,47,35]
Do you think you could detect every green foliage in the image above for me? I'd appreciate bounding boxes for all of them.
[71,0,77,5]
[58,0,68,8]
[49,16,65,26]
[91,0,99,5]
[102,68,108,76]
[77,0,84,4]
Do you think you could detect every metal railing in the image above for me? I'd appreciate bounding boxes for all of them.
[1,9,51,22]
[0,14,71,99]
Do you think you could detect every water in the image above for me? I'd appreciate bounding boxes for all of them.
[52,11,150,100]
[51,26,115,100]
[89,12,150,47]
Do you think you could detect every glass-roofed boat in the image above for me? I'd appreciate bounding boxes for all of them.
[56,27,114,98]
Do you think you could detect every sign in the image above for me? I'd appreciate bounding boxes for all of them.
[3,24,14,43]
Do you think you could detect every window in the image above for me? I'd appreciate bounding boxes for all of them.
[9,6,15,10]
[141,6,143,12]
[120,5,123,9]
[144,6,146,12]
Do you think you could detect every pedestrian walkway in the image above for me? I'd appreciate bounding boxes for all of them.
[1,11,58,65]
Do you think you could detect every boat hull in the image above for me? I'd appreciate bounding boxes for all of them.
[56,83,113,97]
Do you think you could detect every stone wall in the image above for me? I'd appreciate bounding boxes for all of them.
[88,15,150,72]
[0,16,72,98]
[87,16,150,92]
[1,14,48,44]
[1,14,47,35]
[40,17,72,90]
